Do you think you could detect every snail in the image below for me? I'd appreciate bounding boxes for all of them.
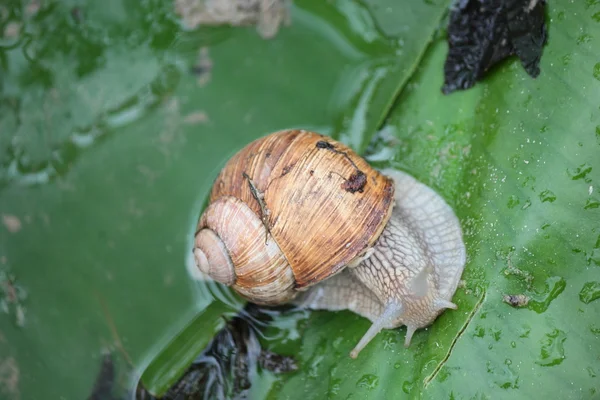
[192,129,466,358]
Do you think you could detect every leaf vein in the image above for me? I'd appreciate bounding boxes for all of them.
[423,289,487,387]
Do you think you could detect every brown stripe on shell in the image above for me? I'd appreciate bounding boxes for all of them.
[209,130,304,216]
[263,133,394,288]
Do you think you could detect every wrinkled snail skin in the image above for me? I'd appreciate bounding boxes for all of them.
[192,130,466,359]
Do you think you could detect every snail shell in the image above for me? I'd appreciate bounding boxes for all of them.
[192,129,466,358]
[194,129,394,304]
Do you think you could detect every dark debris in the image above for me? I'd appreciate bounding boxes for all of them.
[315,140,368,194]
[258,350,298,374]
[135,303,297,400]
[341,171,367,193]
[502,294,530,307]
[442,0,547,94]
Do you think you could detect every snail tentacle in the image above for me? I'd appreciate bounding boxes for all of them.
[349,300,404,359]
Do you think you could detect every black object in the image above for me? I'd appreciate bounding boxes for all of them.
[442,0,548,94]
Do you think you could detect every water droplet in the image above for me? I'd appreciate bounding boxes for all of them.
[381,331,398,350]
[590,325,600,335]
[589,248,600,266]
[567,163,592,180]
[579,281,600,304]
[595,63,600,80]
[474,325,485,338]
[596,126,600,144]
[539,189,557,203]
[557,11,566,21]
[519,326,531,338]
[562,54,572,66]
[536,329,567,367]
[491,328,502,342]
[584,197,600,209]
[401,380,414,394]
[328,378,342,396]
[593,12,600,22]
[487,360,519,389]
[356,374,379,390]
[521,199,532,210]
[394,362,401,369]
[507,195,520,209]
[577,34,593,44]
[528,276,566,313]
[587,366,597,378]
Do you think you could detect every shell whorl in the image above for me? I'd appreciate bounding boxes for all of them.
[194,228,235,286]
[194,195,296,305]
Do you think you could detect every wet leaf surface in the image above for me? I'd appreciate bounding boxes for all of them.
[1,0,599,399]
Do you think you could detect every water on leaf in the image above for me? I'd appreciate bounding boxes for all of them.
[528,276,567,313]
[579,281,600,304]
[356,374,379,390]
[507,195,520,209]
[584,197,600,209]
[539,189,557,203]
[567,163,592,180]
[589,248,600,266]
[535,329,567,367]
[401,379,414,394]
[594,62,600,80]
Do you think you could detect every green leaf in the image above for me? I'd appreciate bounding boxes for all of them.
[328,0,451,153]
[266,2,600,400]
[2,0,599,399]
[139,301,236,396]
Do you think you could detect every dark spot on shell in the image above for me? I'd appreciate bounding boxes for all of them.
[265,152,272,158]
[309,170,314,176]
[342,171,367,193]
[282,165,293,176]
[316,140,335,150]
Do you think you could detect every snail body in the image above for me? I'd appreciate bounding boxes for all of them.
[193,129,466,358]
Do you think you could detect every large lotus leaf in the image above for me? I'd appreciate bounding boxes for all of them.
[0,0,450,398]
[263,3,600,400]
